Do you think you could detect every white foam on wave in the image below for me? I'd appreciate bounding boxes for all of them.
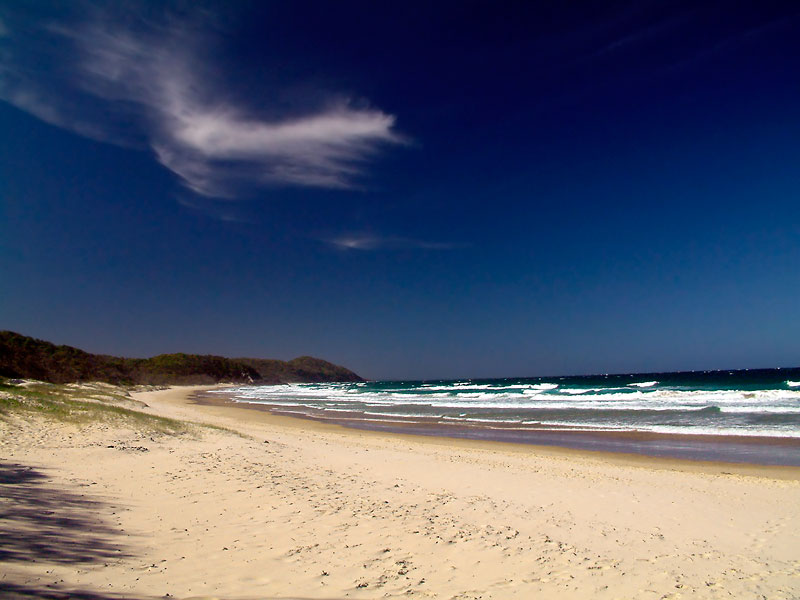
[712,405,800,414]
[528,420,800,438]
[232,399,310,408]
[421,383,527,392]
[645,425,800,438]
[787,381,800,387]
[628,381,659,388]
[362,411,435,419]
[529,383,559,391]
[420,384,478,391]
[443,416,525,425]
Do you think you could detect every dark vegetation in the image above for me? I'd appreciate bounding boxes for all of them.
[0,331,363,385]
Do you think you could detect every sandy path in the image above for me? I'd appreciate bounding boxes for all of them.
[2,385,799,599]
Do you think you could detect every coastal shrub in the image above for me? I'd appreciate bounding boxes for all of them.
[0,331,362,385]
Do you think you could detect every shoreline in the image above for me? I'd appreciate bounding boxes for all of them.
[192,387,800,476]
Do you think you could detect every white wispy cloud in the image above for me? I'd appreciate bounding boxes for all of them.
[0,8,404,197]
[325,235,463,251]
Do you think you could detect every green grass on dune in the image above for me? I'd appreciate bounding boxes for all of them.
[0,379,189,436]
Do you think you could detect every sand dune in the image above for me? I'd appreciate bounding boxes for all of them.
[2,385,799,599]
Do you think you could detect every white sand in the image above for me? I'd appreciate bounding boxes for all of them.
[2,385,799,599]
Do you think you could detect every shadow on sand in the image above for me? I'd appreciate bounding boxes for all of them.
[0,461,129,565]
[0,461,146,600]
[0,581,153,600]
[0,461,344,600]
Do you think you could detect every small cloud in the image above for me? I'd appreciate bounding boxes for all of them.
[325,234,464,251]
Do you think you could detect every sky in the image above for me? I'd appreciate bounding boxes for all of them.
[1,0,799,380]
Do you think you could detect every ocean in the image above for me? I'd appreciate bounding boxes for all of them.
[212,368,800,466]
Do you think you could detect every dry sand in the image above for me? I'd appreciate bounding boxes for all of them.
[2,385,799,599]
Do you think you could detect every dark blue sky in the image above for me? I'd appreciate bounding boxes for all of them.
[1,1,799,379]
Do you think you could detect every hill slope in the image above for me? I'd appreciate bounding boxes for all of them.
[0,331,363,385]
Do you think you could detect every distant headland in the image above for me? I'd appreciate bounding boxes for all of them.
[0,331,363,385]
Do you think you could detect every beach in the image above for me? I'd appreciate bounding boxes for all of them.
[2,385,799,599]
